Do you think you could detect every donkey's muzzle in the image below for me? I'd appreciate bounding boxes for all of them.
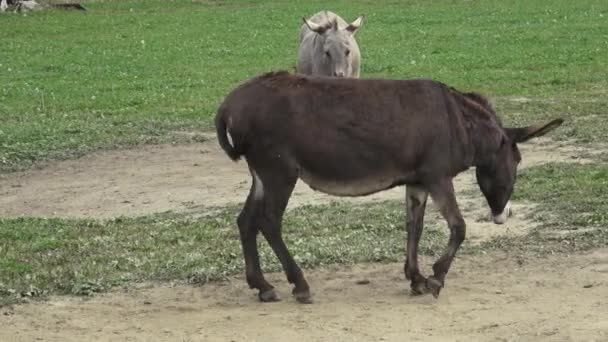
[492,201,512,224]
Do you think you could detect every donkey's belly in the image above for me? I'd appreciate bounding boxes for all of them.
[298,169,409,197]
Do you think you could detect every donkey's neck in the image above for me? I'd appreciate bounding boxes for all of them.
[467,121,503,167]
[455,93,504,167]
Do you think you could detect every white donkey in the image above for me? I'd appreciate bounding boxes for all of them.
[297,11,364,78]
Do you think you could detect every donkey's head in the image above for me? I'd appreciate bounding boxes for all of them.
[303,13,363,77]
[476,119,564,224]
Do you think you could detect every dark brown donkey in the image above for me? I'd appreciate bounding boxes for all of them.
[215,71,563,304]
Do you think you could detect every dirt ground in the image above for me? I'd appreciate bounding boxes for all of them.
[1,136,606,341]
[2,250,607,342]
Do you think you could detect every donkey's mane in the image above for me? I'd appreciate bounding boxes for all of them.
[310,12,339,32]
[447,87,503,127]
[258,70,308,89]
[316,17,338,31]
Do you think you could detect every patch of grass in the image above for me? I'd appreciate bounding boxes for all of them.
[0,259,32,277]
[494,95,608,143]
[0,201,445,305]
[1,0,607,171]
[470,163,608,255]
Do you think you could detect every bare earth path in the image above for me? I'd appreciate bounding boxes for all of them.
[2,250,607,342]
[1,137,605,341]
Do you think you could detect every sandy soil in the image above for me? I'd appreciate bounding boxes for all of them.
[2,249,607,342]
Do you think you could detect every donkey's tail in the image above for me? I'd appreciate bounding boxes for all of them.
[215,113,243,162]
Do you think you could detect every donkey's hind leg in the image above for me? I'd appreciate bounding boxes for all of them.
[251,159,312,304]
[237,169,278,302]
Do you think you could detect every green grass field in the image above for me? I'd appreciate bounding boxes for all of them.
[1,0,607,305]
[1,0,606,171]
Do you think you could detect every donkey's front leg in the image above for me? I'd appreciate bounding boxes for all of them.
[404,185,430,295]
[426,179,466,298]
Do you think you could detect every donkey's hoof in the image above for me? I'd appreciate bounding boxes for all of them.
[293,288,313,304]
[410,280,430,296]
[426,276,443,299]
[259,289,280,302]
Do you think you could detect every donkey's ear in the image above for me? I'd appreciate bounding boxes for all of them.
[505,118,564,143]
[303,17,328,34]
[346,15,364,34]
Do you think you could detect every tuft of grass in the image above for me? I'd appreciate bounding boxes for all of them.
[1,0,607,171]
[0,201,445,305]
[471,163,608,255]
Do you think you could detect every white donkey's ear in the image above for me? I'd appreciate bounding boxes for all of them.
[346,15,364,34]
[303,17,328,34]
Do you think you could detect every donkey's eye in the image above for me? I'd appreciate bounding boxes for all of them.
[325,51,331,58]
[345,49,350,56]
